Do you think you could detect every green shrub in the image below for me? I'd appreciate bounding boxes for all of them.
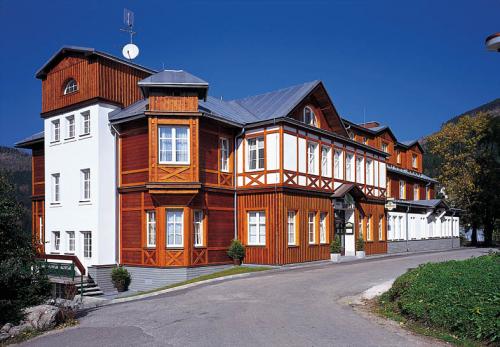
[111,267,131,291]
[330,235,342,254]
[227,240,245,260]
[385,252,500,343]
[356,237,365,251]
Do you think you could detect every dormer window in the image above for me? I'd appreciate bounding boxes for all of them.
[303,106,317,127]
[63,79,78,95]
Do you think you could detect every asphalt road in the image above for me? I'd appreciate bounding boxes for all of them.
[22,248,490,347]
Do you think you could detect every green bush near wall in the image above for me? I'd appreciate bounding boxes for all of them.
[381,252,500,344]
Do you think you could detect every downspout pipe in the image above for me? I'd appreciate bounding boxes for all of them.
[234,127,245,240]
[109,122,121,265]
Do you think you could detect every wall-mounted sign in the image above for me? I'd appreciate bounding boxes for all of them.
[385,201,396,211]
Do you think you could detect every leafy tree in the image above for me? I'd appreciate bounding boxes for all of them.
[0,172,51,325]
[426,114,499,246]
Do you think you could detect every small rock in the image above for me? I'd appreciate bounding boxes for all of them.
[1,323,13,333]
[8,322,32,337]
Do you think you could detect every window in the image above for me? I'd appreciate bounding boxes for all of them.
[412,154,418,168]
[166,210,184,248]
[66,115,75,139]
[308,212,316,244]
[63,79,78,95]
[287,211,296,246]
[356,156,364,184]
[53,231,60,252]
[378,216,384,240]
[51,119,60,142]
[321,146,331,177]
[381,142,388,153]
[83,231,92,258]
[426,186,430,199]
[396,150,401,164]
[319,212,327,244]
[159,126,189,164]
[334,149,343,179]
[346,153,354,181]
[81,112,90,135]
[367,215,372,241]
[146,211,156,247]
[220,138,229,172]
[366,159,373,185]
[414,185,419,200]
[307,142,318,175]
[67,231,75,253]
[303,106,317,126]
[81,169,90,201]
[362,137,368,145]
[51,173,60,203]
[348,131,354,139]
[358,215,363,238]
[247,137,264,170]
[399,180,406,199]
[248,211,266,245]
[193,210,203,247]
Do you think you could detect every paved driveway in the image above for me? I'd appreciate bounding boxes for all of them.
[22,248,490,347]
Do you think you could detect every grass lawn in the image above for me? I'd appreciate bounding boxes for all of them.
[122,266,271,298]
[377,252,500,346]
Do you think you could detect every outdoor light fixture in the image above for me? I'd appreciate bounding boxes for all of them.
[485,33,500,52]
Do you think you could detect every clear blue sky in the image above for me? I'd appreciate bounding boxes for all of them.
[0,0,498,146]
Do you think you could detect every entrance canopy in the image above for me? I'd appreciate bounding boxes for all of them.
[331,183,366,200]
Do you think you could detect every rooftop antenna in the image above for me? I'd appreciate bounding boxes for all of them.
[120,8,139,60]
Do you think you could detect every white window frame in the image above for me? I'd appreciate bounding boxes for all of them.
[321,146,332,177]
[381,142,388,153]
[82,231,92,258]
[367,215,372,241]
[248,211,266,246]
[80,169,90,201]
[64,79,78,95]
[414,185,419,200]
[247,137,265,171]
[51,173,60,203]
[426,186,430,199]
[53,231,60,252]
[303,106,317,126]
[159,126,190,165]
[51,119,60,142]
[193,210,203,247]
[334,149,343,180]
[356,156,364,184]
[366,158,373,185]
[81,111,90,135]
[66,115,75,139]
[287,211,296,246]
[378,216,383,240]
[308,212,316,244]
[412,154,418,168]
[346,153,354,181]
[220,138,229,172]
[166,210,184,248]
[146,211,156,247]
[307,142,319,175]
[67,231,75,253]
[319,212,327,244]
[399,180,406,199]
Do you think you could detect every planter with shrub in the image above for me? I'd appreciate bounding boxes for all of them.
[330,235,342,262]
[355,237,365,258]
[227,240,245,265]
[111,266,131,292]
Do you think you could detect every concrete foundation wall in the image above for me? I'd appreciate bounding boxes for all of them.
[88,265,117,294]
[388,237,460,254]
[124,265,234,292]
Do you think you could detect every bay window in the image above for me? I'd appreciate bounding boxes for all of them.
[159,126,190,164]
[248,211,266,245]
[167,210,184,248]
[247,137,264,171]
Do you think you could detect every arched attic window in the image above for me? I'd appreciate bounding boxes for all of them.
[63,79,78,95]
[303,106,317,127]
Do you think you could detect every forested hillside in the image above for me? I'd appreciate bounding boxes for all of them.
[0,146,32,233]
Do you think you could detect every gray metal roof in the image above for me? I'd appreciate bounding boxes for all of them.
[15,131,44,148]
[399,140,419,147]
[138,70,208,88]
[394,199,449,209]
[387,164,438,183]
[35,46,156,78]
[109,99,148,123]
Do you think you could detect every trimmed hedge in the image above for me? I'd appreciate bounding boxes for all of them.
[384,252,500,343]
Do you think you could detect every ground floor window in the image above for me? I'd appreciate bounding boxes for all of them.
[319,212,327,244]
[53,231,60,252]
[147,211,156,247]
[308,212,316,244]
[287,211,297,246]
[167,210,184,247]
[82,231,92,258]
[194,210,203,247]
[67,231,75,253]
[248,211,266,245]
[378,215,384,240]
[367,215,372,241]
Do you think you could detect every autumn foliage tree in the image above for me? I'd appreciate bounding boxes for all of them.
[426,114,499,245]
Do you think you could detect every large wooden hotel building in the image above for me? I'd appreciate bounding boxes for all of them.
[17,47,460,292]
